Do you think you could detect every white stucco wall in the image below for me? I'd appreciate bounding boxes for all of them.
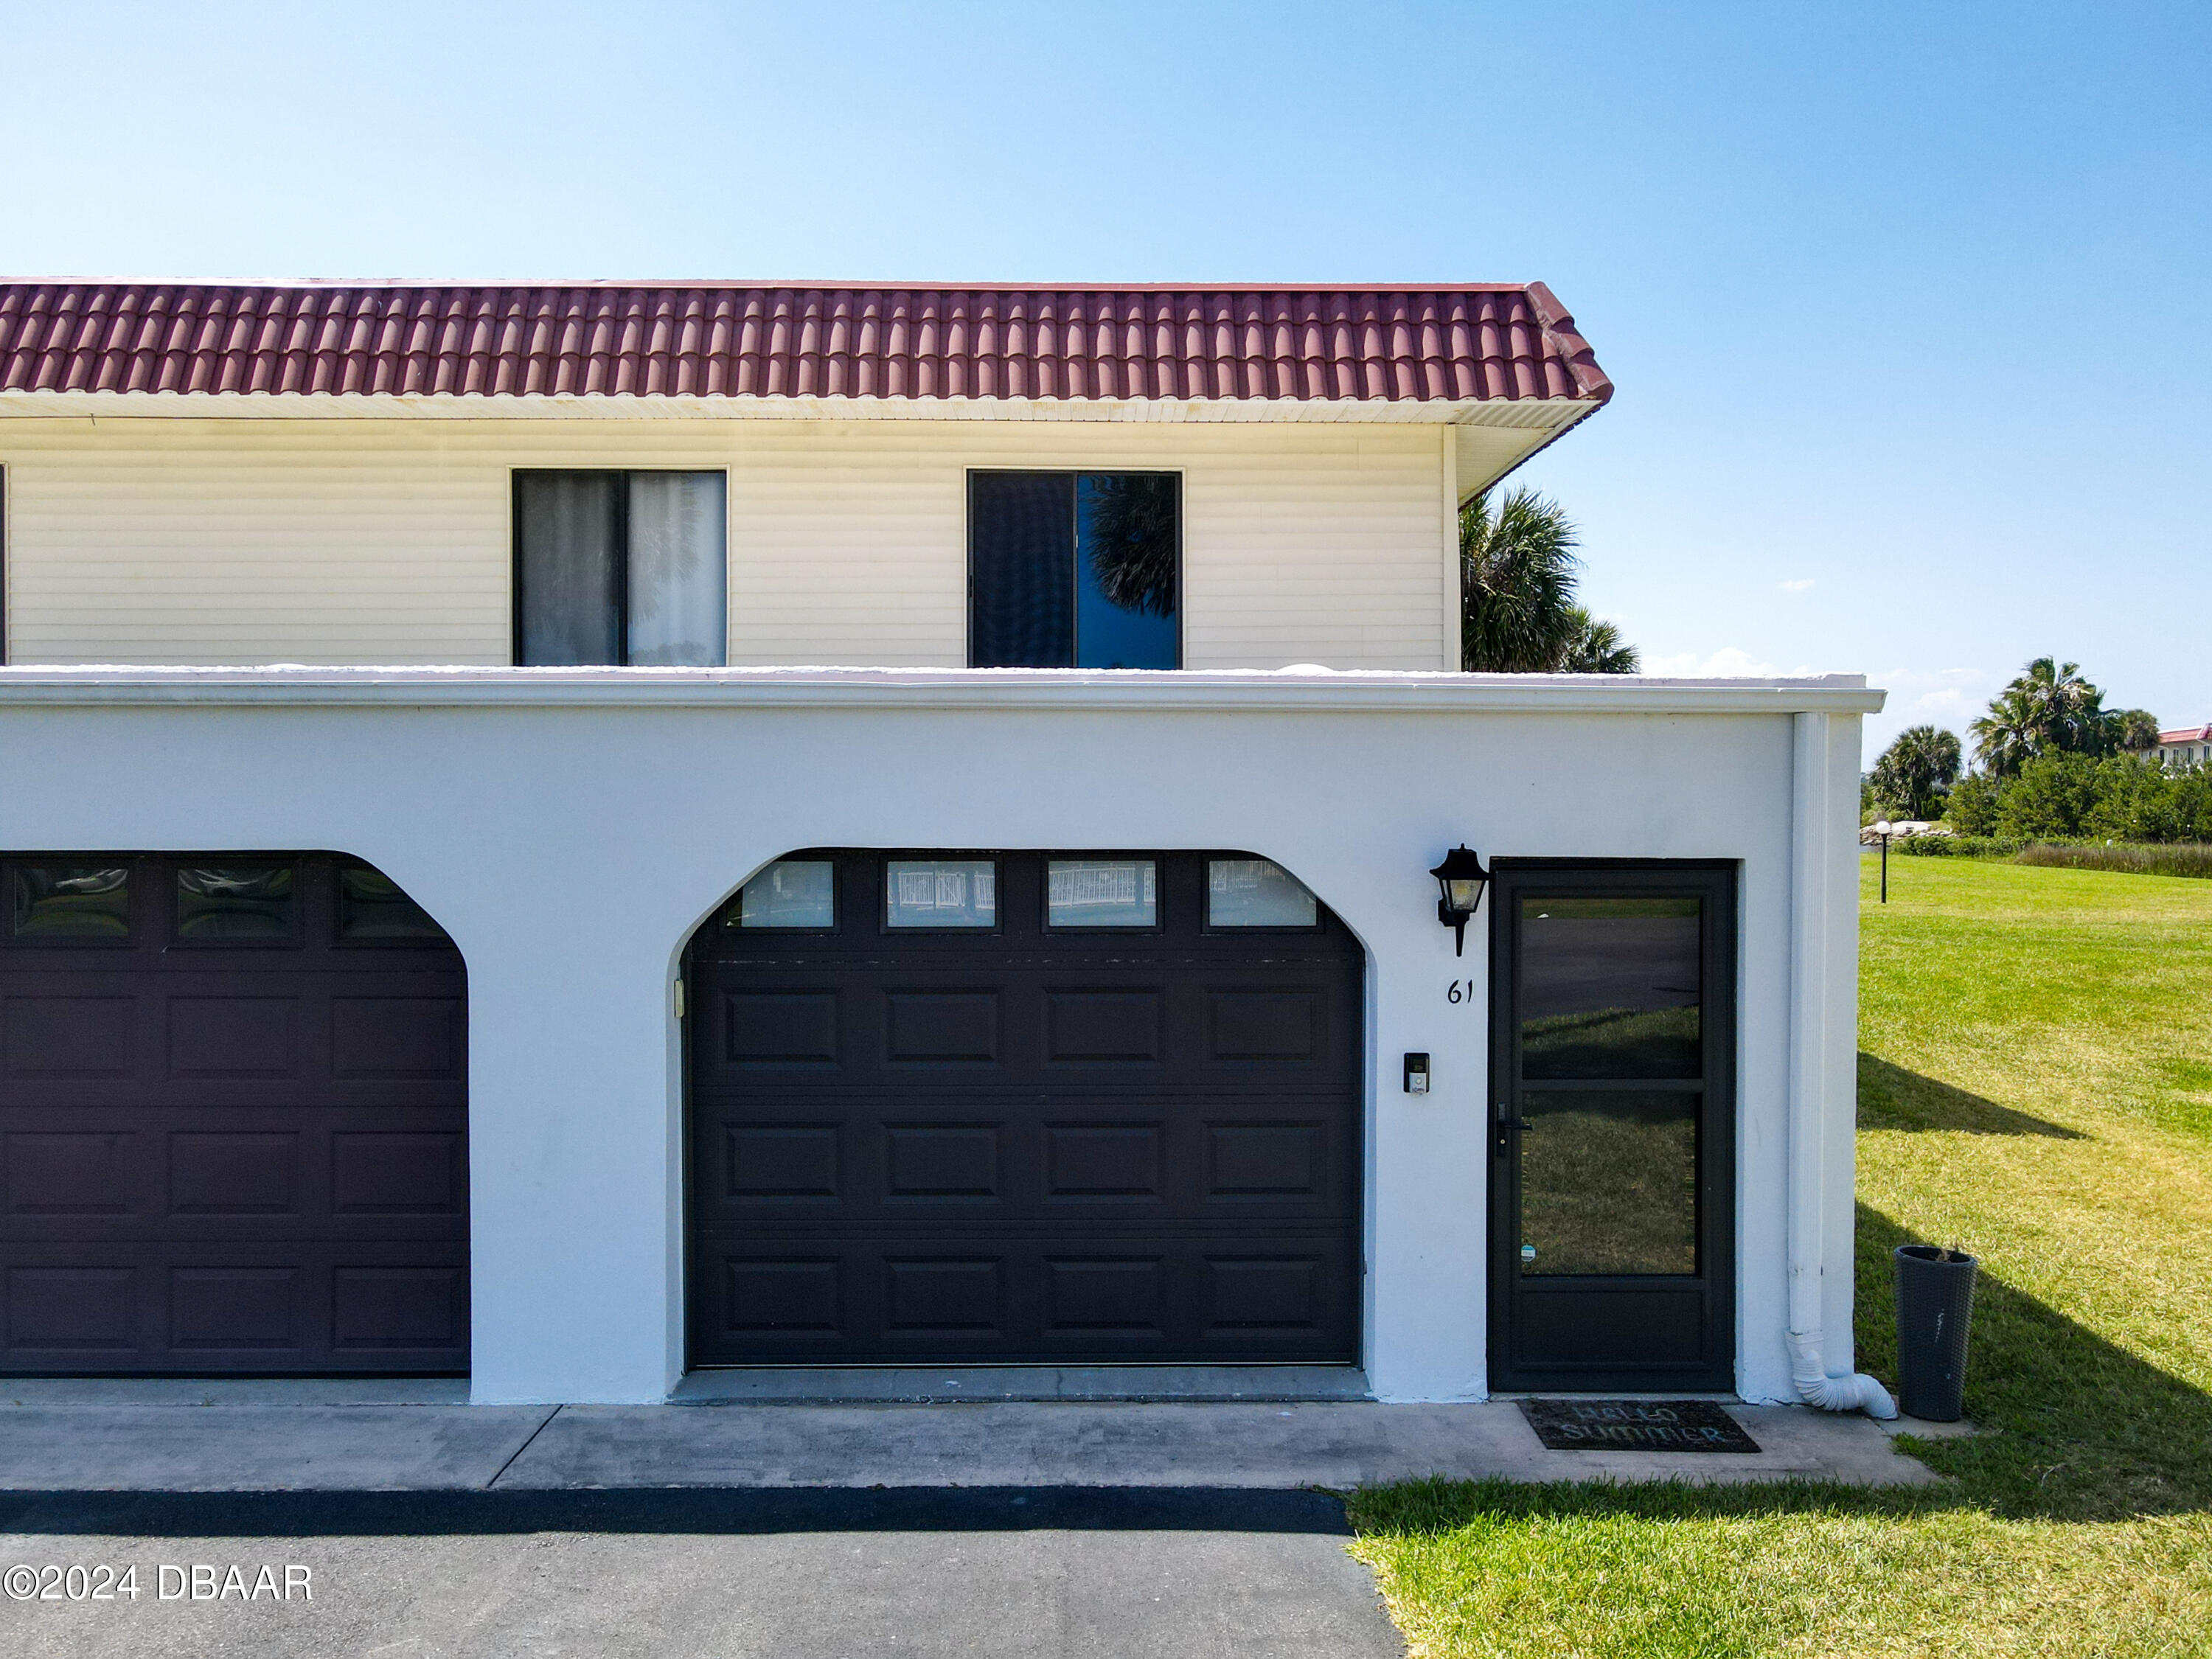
[0,668,1877,1403]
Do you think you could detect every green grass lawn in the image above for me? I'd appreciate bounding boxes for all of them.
[1348,858,2212,1658]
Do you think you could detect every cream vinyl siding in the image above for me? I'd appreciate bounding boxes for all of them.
[0,415,1453,670]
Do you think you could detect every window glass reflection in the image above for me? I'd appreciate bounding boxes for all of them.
[11,866,131,939]
[176,867,294,942]
[338,865,449,942]
[967,471,1179,669]
[1047,860,1157,928]
[1206,859,1317,928]
[1074,473,1178,669]
[886,860,996,928]
[1518,897,1701,1079]
[737,860,836,929]
[1518,1090,1699,1276]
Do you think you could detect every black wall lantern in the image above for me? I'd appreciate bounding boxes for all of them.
[1430,844,1491,956]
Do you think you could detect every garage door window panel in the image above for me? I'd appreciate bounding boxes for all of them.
[734,861,837,931]
[1206,860,1319,930]
[175,867,297,945]
[885,860,998,930]
[9,866,132,942]
[1046,859,1158,930]
[336,865,451,945]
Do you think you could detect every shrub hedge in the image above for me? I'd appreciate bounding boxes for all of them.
[2012,843,2212,879]
[1888,835,2212,878]
[1938,753,2212,842]
[1891,835,2023,859]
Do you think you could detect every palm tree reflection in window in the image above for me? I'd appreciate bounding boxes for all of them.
[1076,473,1179,669]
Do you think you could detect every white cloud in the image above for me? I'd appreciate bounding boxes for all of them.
[1862,667,1997,758]
[1778,577,1817,593]
[1875,665,1993,726]
[1641,645,1818,680]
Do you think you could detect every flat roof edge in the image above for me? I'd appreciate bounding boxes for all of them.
[0,667,1887,716]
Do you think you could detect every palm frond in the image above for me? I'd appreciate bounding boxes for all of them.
[1461,488,1583,672]
[1557,606,1641,674]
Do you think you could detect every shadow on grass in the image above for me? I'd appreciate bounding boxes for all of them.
[1853,1203,2212,1520]
[1857,1053,2084,1138]
[1351,1203,2211,1536]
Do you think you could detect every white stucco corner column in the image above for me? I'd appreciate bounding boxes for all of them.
[462,928,682,1406]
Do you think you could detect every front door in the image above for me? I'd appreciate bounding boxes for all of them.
[1488,860,1735,1391]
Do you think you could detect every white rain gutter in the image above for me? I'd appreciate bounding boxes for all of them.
[0,664,1887,717]
[1786,712,1898,1417]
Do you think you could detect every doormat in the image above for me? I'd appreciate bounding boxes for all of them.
[1520,1399,1761,1453]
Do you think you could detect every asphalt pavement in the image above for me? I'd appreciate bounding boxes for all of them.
[0,1489,1405,1659]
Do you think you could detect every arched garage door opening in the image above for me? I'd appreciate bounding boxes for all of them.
[0,853,468,1374]
[684,849,1365,1367]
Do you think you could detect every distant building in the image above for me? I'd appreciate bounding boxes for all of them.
[2155,725,2212,768]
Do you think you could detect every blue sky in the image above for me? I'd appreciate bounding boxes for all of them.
[2,1,2203,756]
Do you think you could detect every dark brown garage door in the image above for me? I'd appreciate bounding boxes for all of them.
[685,850,1364,1366]
[0,853,467,1374]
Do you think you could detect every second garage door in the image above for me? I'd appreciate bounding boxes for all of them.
[0,853,468,1374]
[686,849,1365,1367]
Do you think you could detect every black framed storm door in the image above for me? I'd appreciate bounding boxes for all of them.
[1488,861,1736,1392]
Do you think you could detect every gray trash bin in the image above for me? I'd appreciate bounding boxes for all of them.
[1893,1244,1977,1422]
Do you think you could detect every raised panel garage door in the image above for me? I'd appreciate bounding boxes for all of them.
[685,850,1364,1366]
[0,854,467,1374]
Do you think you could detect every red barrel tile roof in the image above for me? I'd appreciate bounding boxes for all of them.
[0,282,1610,404]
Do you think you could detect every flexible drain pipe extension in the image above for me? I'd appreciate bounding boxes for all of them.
[1788,1332,1895,1416]
[1787,714,1899,1419]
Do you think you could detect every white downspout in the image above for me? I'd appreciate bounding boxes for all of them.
[1787,712,1898,1417]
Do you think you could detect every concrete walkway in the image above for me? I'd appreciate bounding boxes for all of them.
[0,1388,1941,1492]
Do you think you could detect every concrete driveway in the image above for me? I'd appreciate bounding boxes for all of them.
[0,1489,1404,1659]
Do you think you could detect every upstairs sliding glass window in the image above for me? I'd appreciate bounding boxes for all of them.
[968,471,1180,669]
[514,471,728,667]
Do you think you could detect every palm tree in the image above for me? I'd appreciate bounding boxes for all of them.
[1969,684,2039,778]
[1557,606,1641,674]
[1871,726,1962,820]
[1460,490,1639,673]
[2109,708,2161,753]
[1970,658,2110,776]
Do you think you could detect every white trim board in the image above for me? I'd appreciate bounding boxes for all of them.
[0,664,1886,715]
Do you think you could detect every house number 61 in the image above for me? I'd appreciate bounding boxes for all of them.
[1444,979,1478,1005]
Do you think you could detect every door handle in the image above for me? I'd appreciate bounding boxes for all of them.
[1494,1108,1532,1157]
